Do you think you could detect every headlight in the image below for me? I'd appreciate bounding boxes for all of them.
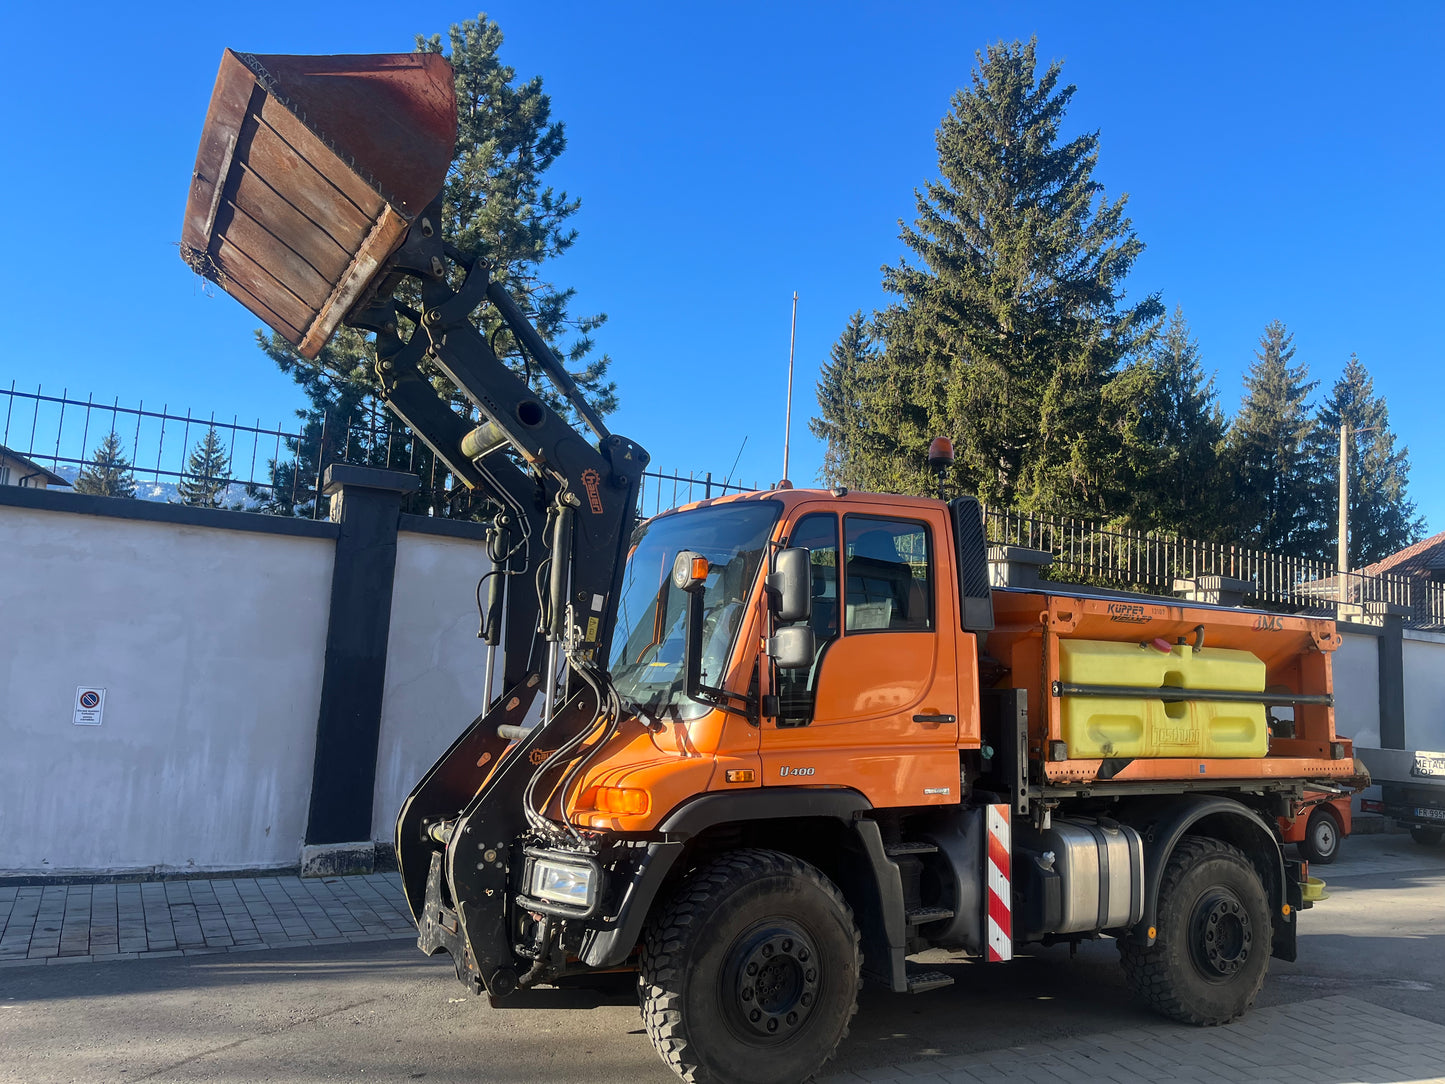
[531,859,597,909]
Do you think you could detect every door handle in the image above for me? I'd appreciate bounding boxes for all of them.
[912,713,956,724]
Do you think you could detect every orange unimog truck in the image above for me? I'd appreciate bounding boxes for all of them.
[182,50,1356,1084]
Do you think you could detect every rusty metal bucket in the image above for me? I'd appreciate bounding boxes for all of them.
[181,50,456,358]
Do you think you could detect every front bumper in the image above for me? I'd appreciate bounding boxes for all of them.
[414,837,684,996]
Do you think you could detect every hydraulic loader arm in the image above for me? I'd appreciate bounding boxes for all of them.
[180,51,650,967]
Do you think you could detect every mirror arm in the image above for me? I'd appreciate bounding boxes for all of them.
[680,589,755,720]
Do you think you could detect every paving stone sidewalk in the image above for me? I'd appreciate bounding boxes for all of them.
[0,872,414,967]
[819,994,1445,1084]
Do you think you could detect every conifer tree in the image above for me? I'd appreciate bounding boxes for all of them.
[74,432,137,498]
[810,312,925,491]
[259,13,615,515]
[1226,321,1327,555]
[833,38,1161,511]
[176,427,233,509]
[1317,354,1424,566]
[1107,306,1228,537]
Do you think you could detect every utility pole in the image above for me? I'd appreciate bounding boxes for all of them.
[1338,422,1349,573]
[782,291,798,483]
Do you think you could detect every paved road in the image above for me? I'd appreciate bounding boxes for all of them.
[2,832,1444,1083]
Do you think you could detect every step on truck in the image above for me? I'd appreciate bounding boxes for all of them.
[182,50,1358,1083]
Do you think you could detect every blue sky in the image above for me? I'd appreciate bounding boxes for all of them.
[2,2,1441,532]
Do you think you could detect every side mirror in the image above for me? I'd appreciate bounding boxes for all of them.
[766,625,816,671]
[767,548,812,622]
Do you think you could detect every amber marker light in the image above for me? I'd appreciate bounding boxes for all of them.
[691,556,710,582]
[725,769,756,783]
[594,787,650,815]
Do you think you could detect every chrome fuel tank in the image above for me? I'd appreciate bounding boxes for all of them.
[1015,819,1144,937]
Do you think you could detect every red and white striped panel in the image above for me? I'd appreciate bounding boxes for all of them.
[985,803,1012,962]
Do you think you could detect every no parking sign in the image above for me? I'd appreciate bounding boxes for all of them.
[73,687,105,726]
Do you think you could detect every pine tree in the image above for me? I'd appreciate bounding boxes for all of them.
[259,13,615,514]
[833,38,1161,510]
[810,312,924,491]
[1107,306,1228,537]
[176,427,233,509]
[74,432,137,498]
[1317,354,1424,567]
[1226,321,1327,555]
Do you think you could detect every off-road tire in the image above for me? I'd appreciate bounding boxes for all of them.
[1299,807,1341,864]
[1409,825,1444,846]
[1119,835,1271,1026]
[638,848,860,1084]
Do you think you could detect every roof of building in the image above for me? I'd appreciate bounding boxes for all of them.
[1359,528,1445,578]
[0,445,69,487]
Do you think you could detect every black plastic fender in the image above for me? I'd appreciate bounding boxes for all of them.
[578,788,874,970]
[1116,795,1294,961]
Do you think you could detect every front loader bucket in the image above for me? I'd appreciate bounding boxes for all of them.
[181,50,456,358]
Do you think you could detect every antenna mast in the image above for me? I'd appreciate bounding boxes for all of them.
[782,291,798,483]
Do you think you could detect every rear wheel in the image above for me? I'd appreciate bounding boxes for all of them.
[1119,835,1271,1026]
[1299,808,1341,864]
[638,849,860,1083]
[1409,825,1444,846]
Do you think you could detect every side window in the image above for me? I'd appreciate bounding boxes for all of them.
[844,516,932,632]
[776,513,838,727]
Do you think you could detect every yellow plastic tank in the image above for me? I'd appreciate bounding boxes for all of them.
[1058,639,1268,759]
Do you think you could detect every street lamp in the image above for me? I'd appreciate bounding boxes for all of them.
[1338,422,1379,574]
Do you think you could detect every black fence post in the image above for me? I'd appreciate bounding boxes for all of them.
[1379,612,1407,750]
[301,464,420,876]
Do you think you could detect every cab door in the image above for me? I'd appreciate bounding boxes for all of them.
[761,506,962,808]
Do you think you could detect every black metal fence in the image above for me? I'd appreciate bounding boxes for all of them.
[0,384,757,519]
[984,506,1445,629]
[1,384,313,508]
[6,383,1438,628]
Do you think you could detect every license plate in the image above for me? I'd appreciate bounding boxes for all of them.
[1416,806,1445,822]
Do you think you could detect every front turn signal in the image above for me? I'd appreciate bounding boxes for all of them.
[594,786,650,815]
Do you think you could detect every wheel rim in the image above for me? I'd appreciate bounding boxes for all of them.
[725,924,821,1041]
[1189,888,1254,980]
[1312,817,1337,856]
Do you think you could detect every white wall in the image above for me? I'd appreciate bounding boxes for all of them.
[0,505,333,874]
[371,530,492,841]
[1334,631,1382,748]
[1404,630,1445,753]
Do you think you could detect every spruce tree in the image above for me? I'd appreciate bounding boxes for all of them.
[1107,306,1228,537]
[810,312,925,491]
[176,427,233,509]
[259,13,615,515]
[1226,321,1327,556]
[1317,354,1424,566]
[74,432,137,498]
[837,38,1160,510]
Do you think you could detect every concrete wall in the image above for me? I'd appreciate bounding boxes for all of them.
[1404,630,1445,753]
[0,503,334,875]
[1334,630,1382,748]
[371,530,491,841]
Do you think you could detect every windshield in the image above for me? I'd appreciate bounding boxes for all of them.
[608,501,780,721]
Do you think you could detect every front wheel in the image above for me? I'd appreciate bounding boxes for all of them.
[1299,808,1341,864]
[638,849,860,1084]
[1410,825,1444,846]
[1119,835,1271,1026]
